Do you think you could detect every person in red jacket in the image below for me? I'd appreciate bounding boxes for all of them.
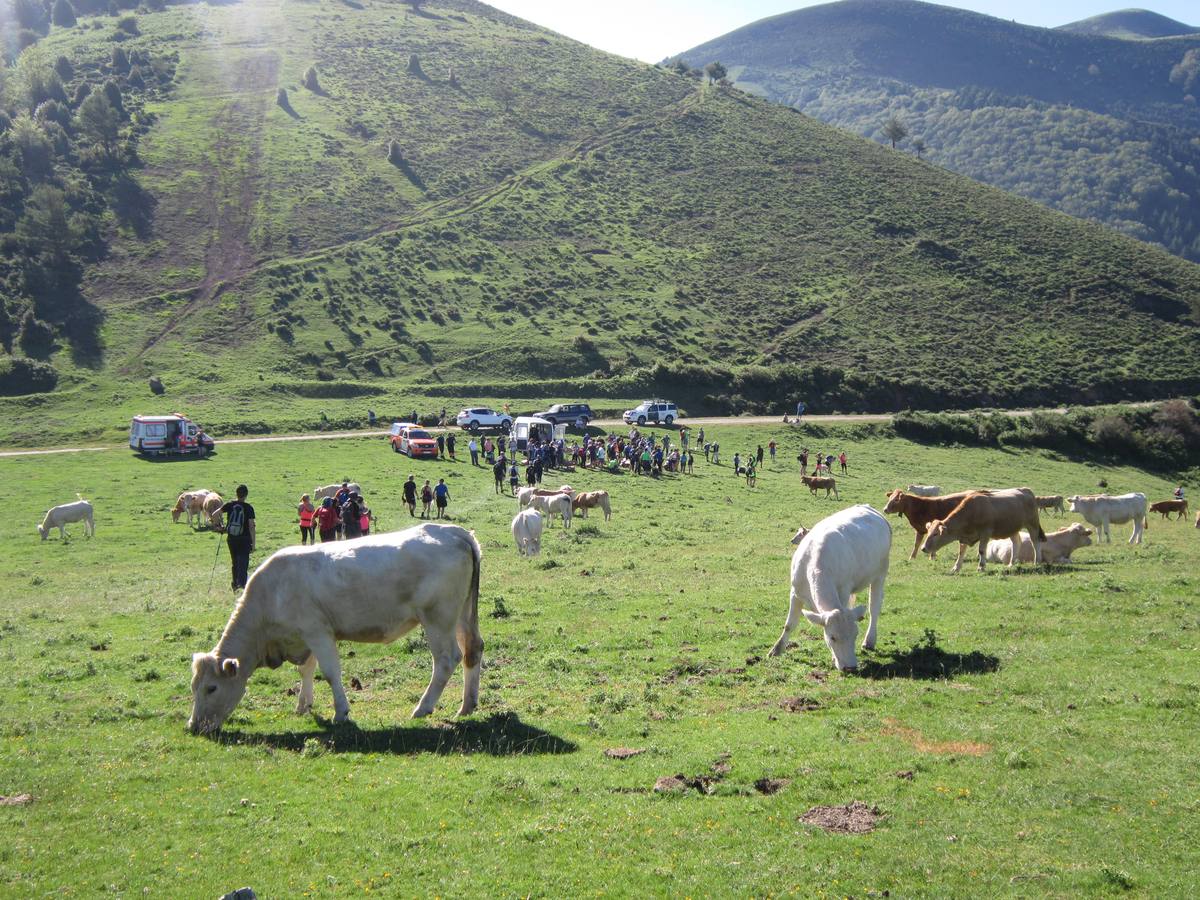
[314,497,339,542]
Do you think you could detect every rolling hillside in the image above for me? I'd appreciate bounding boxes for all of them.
[2,0,1200,445]
[674,0,1200,262]
[1057,9,1199,39]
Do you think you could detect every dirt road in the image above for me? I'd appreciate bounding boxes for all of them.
[0,409,1086,458]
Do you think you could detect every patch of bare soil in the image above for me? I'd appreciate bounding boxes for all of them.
[604,747,645,759]
[653,752,733,795]
[754,778,790,795]
[0,794,33,806]
[800,801,881,834]
[894,770,915,780]
[780,696,822,713]
[882,718,991,756]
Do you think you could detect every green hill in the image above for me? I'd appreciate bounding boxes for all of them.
[1057,9,1199,39]
[2,0,1200,445]
[673,0,1200,263]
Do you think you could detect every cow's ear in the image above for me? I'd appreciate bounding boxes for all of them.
[220,658,240,678]
[802,608,832,626]
[850,605,868,622]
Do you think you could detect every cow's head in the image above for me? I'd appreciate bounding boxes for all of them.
[188,653,250,735]
[36,523,47,540]
[802,606,867,671]
[882,490,904,515]
[1068,523,1093,548]
[790,525,809,546]
[919,519,953,556]
[171,504,183,523]
[1067,496,1082,512]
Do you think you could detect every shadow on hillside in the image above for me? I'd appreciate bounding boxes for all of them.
[219,711,576,756]
[111,173,157,240]
[859,633,999,681]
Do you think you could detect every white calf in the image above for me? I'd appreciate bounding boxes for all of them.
[314,482,361,501]
[770,505,891,671]
[511,509,545,556]
[531,492,573,528]
[38,499,95,540]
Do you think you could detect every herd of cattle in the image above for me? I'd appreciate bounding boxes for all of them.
[24,471,1193,731]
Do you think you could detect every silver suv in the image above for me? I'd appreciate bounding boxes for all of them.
[623,399,678,426]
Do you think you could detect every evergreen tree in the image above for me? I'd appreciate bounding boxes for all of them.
[51,0,77,27]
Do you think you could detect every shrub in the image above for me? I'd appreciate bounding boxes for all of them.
[1090,415,1138,454]
[0,357,58,395]
[51,0,76,26]
[54,55,74,81]
[116,15,138,35]
[110,46,129,73]
[127,66,144,90]
[302,66,320,92]
[387,140,403,165]
[18,313,55,358]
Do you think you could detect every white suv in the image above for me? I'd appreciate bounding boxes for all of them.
[623,399,678,426]
[456,407,512,432]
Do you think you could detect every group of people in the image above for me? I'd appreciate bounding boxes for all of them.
[297,482,375,545]
[797,448,847,476]
[401,475,451,518]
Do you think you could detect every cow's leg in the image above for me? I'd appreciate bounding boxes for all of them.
[295,653,317,715]
[306,634,351,723]
[862,576,885,651]
[1009,534,1021,568]
[1102,519,1111,543]
[769,585,803,657]
[977,543,987,572]
[950,543,966,574]
[413,624,461,718]
[1131,517,1143,545]
[456,616,484,719]
[909,530,922,560]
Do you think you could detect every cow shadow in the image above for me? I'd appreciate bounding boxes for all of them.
[219,711,576,756]
[858,630,999,681]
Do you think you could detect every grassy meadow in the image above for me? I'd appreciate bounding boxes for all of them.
[2,423,1198,896]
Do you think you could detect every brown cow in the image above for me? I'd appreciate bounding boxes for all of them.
[1149,499,1189,521]
[919,488,1046,574]
[571,490,611,521]
[883,489,972,560]
[801,475,839,499]
[1035,495,1064,517]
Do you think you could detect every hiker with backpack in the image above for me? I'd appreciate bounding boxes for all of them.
[215,484,256,592]
[434,479,450,519]
[315,497,339,542]
[341,492,363,540]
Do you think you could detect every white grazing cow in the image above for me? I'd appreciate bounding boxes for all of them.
[985,523,1093,565]
[38,498,95,540]
[530,492,573,528]
[1067,493,1147,544]
[906,484,942,497]
[511,509,545,556]
[314,482,362,501]
[188,523,483,734]
[770,505,891,672]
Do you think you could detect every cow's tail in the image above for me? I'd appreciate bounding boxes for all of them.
[1036,523,1046,542]
[459,530,483,669]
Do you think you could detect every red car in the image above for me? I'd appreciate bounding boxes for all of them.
[390,424,438,458]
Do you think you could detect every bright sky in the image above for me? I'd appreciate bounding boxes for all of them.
[486,1,1200,62]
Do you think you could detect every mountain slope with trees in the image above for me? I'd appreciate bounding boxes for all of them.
[1,0,1200,444]
[674,0,1200,263]
[1057,9,1199,39]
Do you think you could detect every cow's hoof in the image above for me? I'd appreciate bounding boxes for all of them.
[332,711,352,725]
[295,700,313,715]
[411,705,433,719]
[456,702,477,717]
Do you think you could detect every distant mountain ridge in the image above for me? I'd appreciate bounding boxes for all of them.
[1057,9,1199,39]
[674,0,1200,262]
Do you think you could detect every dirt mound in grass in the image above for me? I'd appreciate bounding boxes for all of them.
[780,696,821,712]
[800,801,881,834]
[0,794,33,806]
[882,718,990,756]
[604,747,645,759]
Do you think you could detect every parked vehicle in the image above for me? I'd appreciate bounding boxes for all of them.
[535,402,594,426]
[622,399,678,427]
[456,407,512,432]
[129,414,214,457]
[389,423,439,458]
[509,416,566,453]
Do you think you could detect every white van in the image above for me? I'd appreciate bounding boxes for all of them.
[509,416,566,452]
[129,414,214,456]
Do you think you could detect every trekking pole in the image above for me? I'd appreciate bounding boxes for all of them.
[207,533,223,592]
